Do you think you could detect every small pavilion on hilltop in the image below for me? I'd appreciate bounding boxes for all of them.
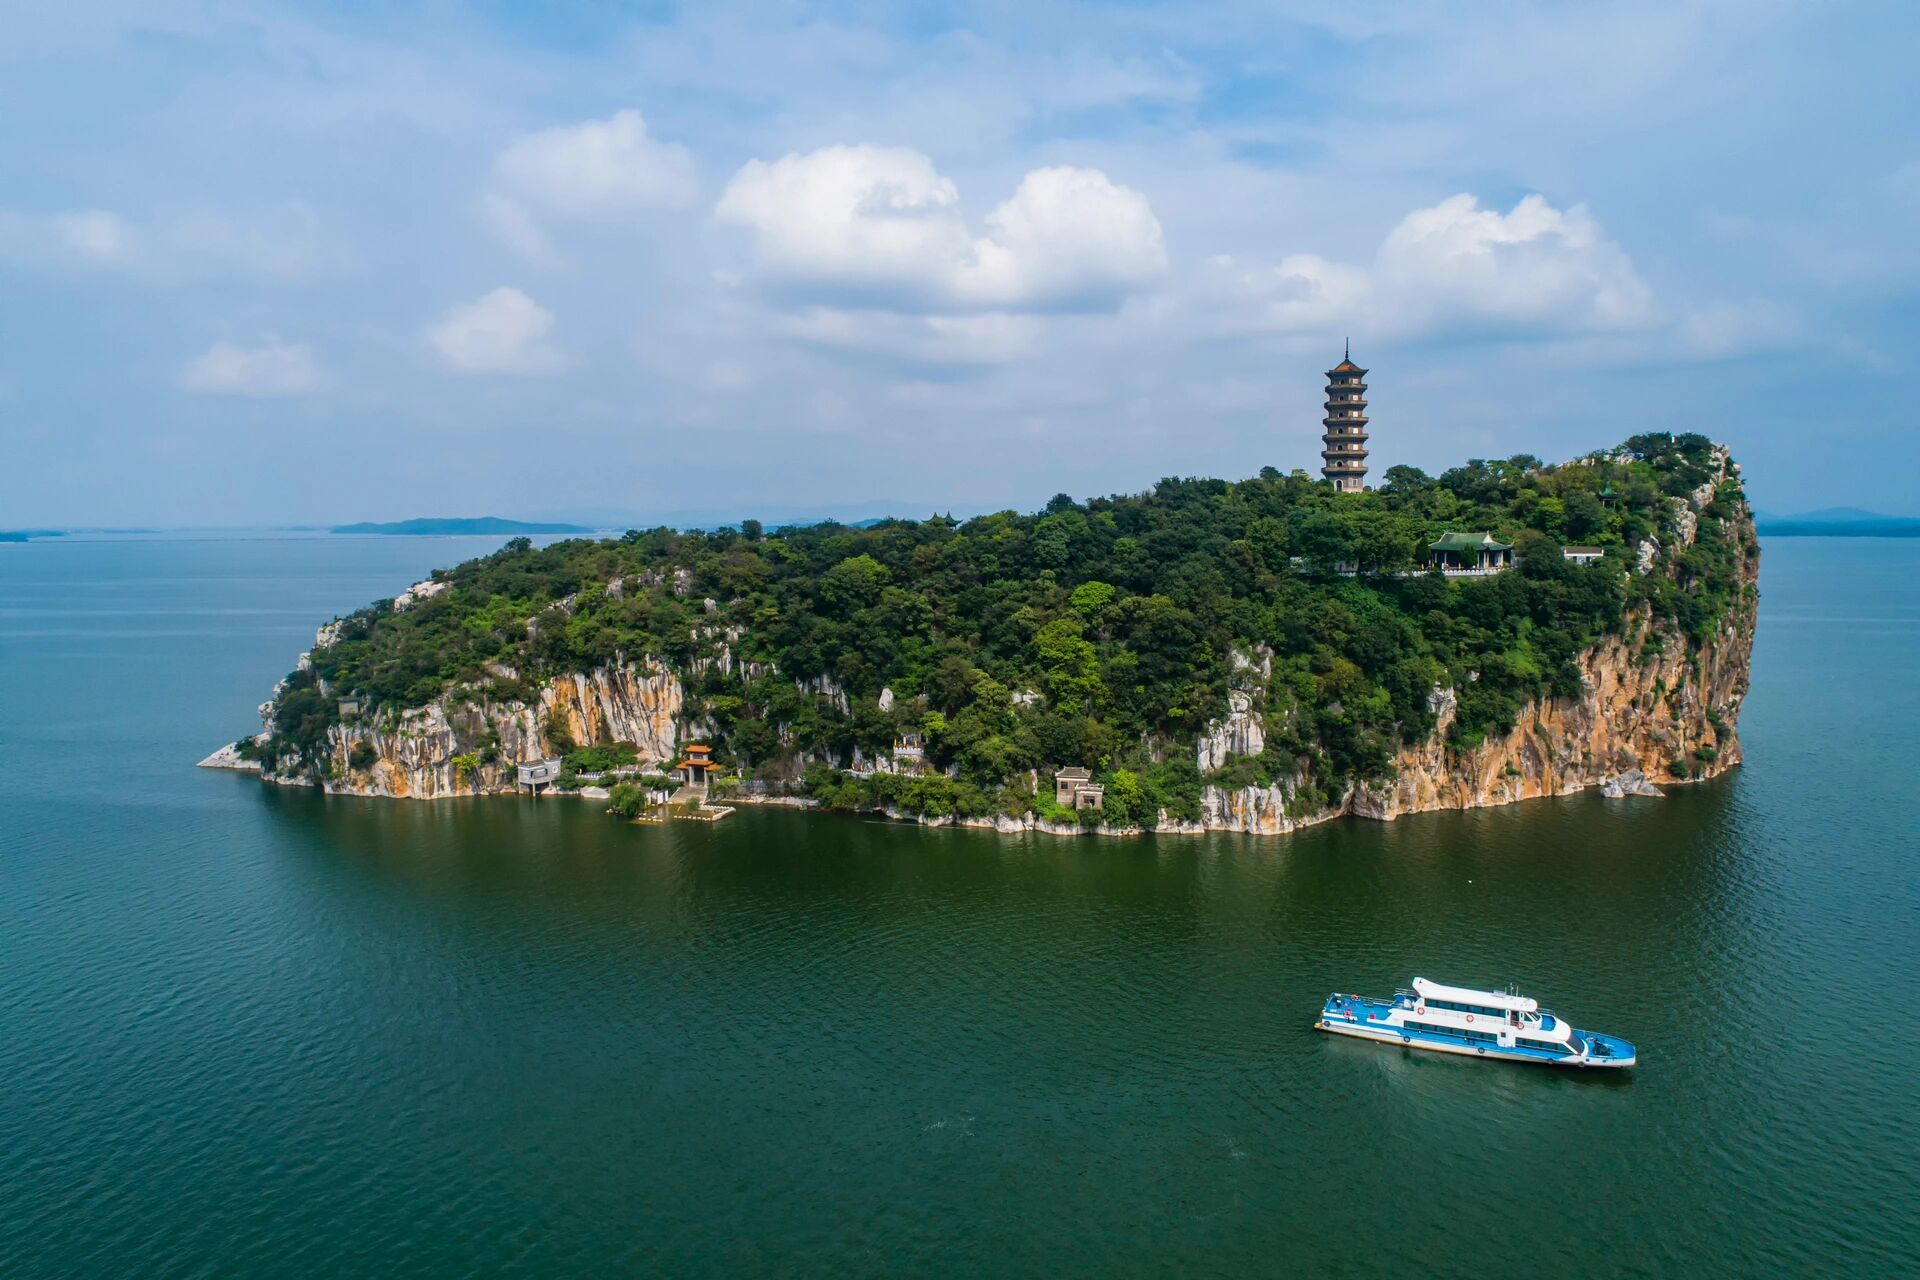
[1428,532,1514,575]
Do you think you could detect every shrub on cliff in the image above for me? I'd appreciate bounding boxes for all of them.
[564,742,637,773]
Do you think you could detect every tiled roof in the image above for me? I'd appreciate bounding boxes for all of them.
[1428,531,1513,552]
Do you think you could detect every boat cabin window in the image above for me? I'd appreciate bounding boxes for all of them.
[1516,1037,1564,1053]
[1424,997,1511,1019]
[1408,1021,1499,1044]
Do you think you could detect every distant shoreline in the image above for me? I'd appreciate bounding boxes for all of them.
[329,517,595,536]
[1756,524,1920,538]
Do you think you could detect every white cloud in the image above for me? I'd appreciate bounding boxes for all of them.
[1199,252,1370,335]
[778,308,1044,368]
[1,204,345,281]
[427,286,562,374]
[1377,194,1655,333]
[1207,193,1656,341]
[715,145,1165,313]
[480,192,557,264]
[1671,299,1799,359]
[180,340,320,397]
[485,109,697,259]
[53,210,139,263]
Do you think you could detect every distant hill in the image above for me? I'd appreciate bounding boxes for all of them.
[524,500,988,532]
[0,529,64,543]
[330,517,596,537]
[1755,508,1920,537]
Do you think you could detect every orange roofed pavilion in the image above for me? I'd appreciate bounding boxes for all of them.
[675,744,715,785]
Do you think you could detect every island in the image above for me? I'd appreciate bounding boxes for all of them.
[212,433,1757,836]
[330,517,595,536]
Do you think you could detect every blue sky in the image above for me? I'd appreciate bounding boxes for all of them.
[2,1,1915,526]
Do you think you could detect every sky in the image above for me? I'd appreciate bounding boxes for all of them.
[2,0,1915,528]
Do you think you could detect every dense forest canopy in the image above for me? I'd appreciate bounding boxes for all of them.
[264,433,1753,826]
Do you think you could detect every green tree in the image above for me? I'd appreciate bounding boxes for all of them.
[1069,580,1116,627]
[1034,617,1104,714]
[820,554,891,614]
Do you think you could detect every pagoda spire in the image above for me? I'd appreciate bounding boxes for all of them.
[1320,345,1370,492]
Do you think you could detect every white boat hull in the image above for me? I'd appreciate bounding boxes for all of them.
[1316,1016,1635,1069]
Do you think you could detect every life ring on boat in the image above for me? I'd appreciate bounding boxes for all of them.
[1415,1005,1426,1016]
[1477,1047,1486,1055]
[1465,1014,1475,1024]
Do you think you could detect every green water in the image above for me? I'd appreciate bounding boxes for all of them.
[2,537,1916,1277]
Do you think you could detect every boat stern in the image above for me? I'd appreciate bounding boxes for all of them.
[1318,992,1400,1033]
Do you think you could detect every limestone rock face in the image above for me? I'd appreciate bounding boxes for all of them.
[1192,460,1756,834]
[1197,689,1266,772]
[1670,499,1699,550]
[1198,779,1329,836]
[1602,770,1663,799]
[392,579,448,612]
[1345,516,1755,825]
[197,741,261,772]
[797,674,852,716]
[306,659,687,799]
[1635,539,1660,576]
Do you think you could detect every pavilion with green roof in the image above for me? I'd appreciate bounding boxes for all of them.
[1428,531,1514,574]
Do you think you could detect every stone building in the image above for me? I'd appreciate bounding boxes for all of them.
[1322,342,1370,492]
[1054,767,1104,810]
[517,759,564,794]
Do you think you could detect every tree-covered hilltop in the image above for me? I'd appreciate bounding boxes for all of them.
[260,433,1754,825]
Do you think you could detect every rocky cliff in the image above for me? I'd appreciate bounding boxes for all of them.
[1184,588,1753,836]
[1189,450,1758,835]
[247,660,686,798]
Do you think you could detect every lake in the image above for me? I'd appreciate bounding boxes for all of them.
[1,535,1915,1277]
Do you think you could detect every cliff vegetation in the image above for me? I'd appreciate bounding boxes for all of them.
[244,432,1757,830]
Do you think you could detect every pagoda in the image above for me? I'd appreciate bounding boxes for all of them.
[1321,341,1370,492]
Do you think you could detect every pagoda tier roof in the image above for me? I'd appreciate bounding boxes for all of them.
[1327,360,1367,375]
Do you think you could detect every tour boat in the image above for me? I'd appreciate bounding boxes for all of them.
[1316,976,1636,1068]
